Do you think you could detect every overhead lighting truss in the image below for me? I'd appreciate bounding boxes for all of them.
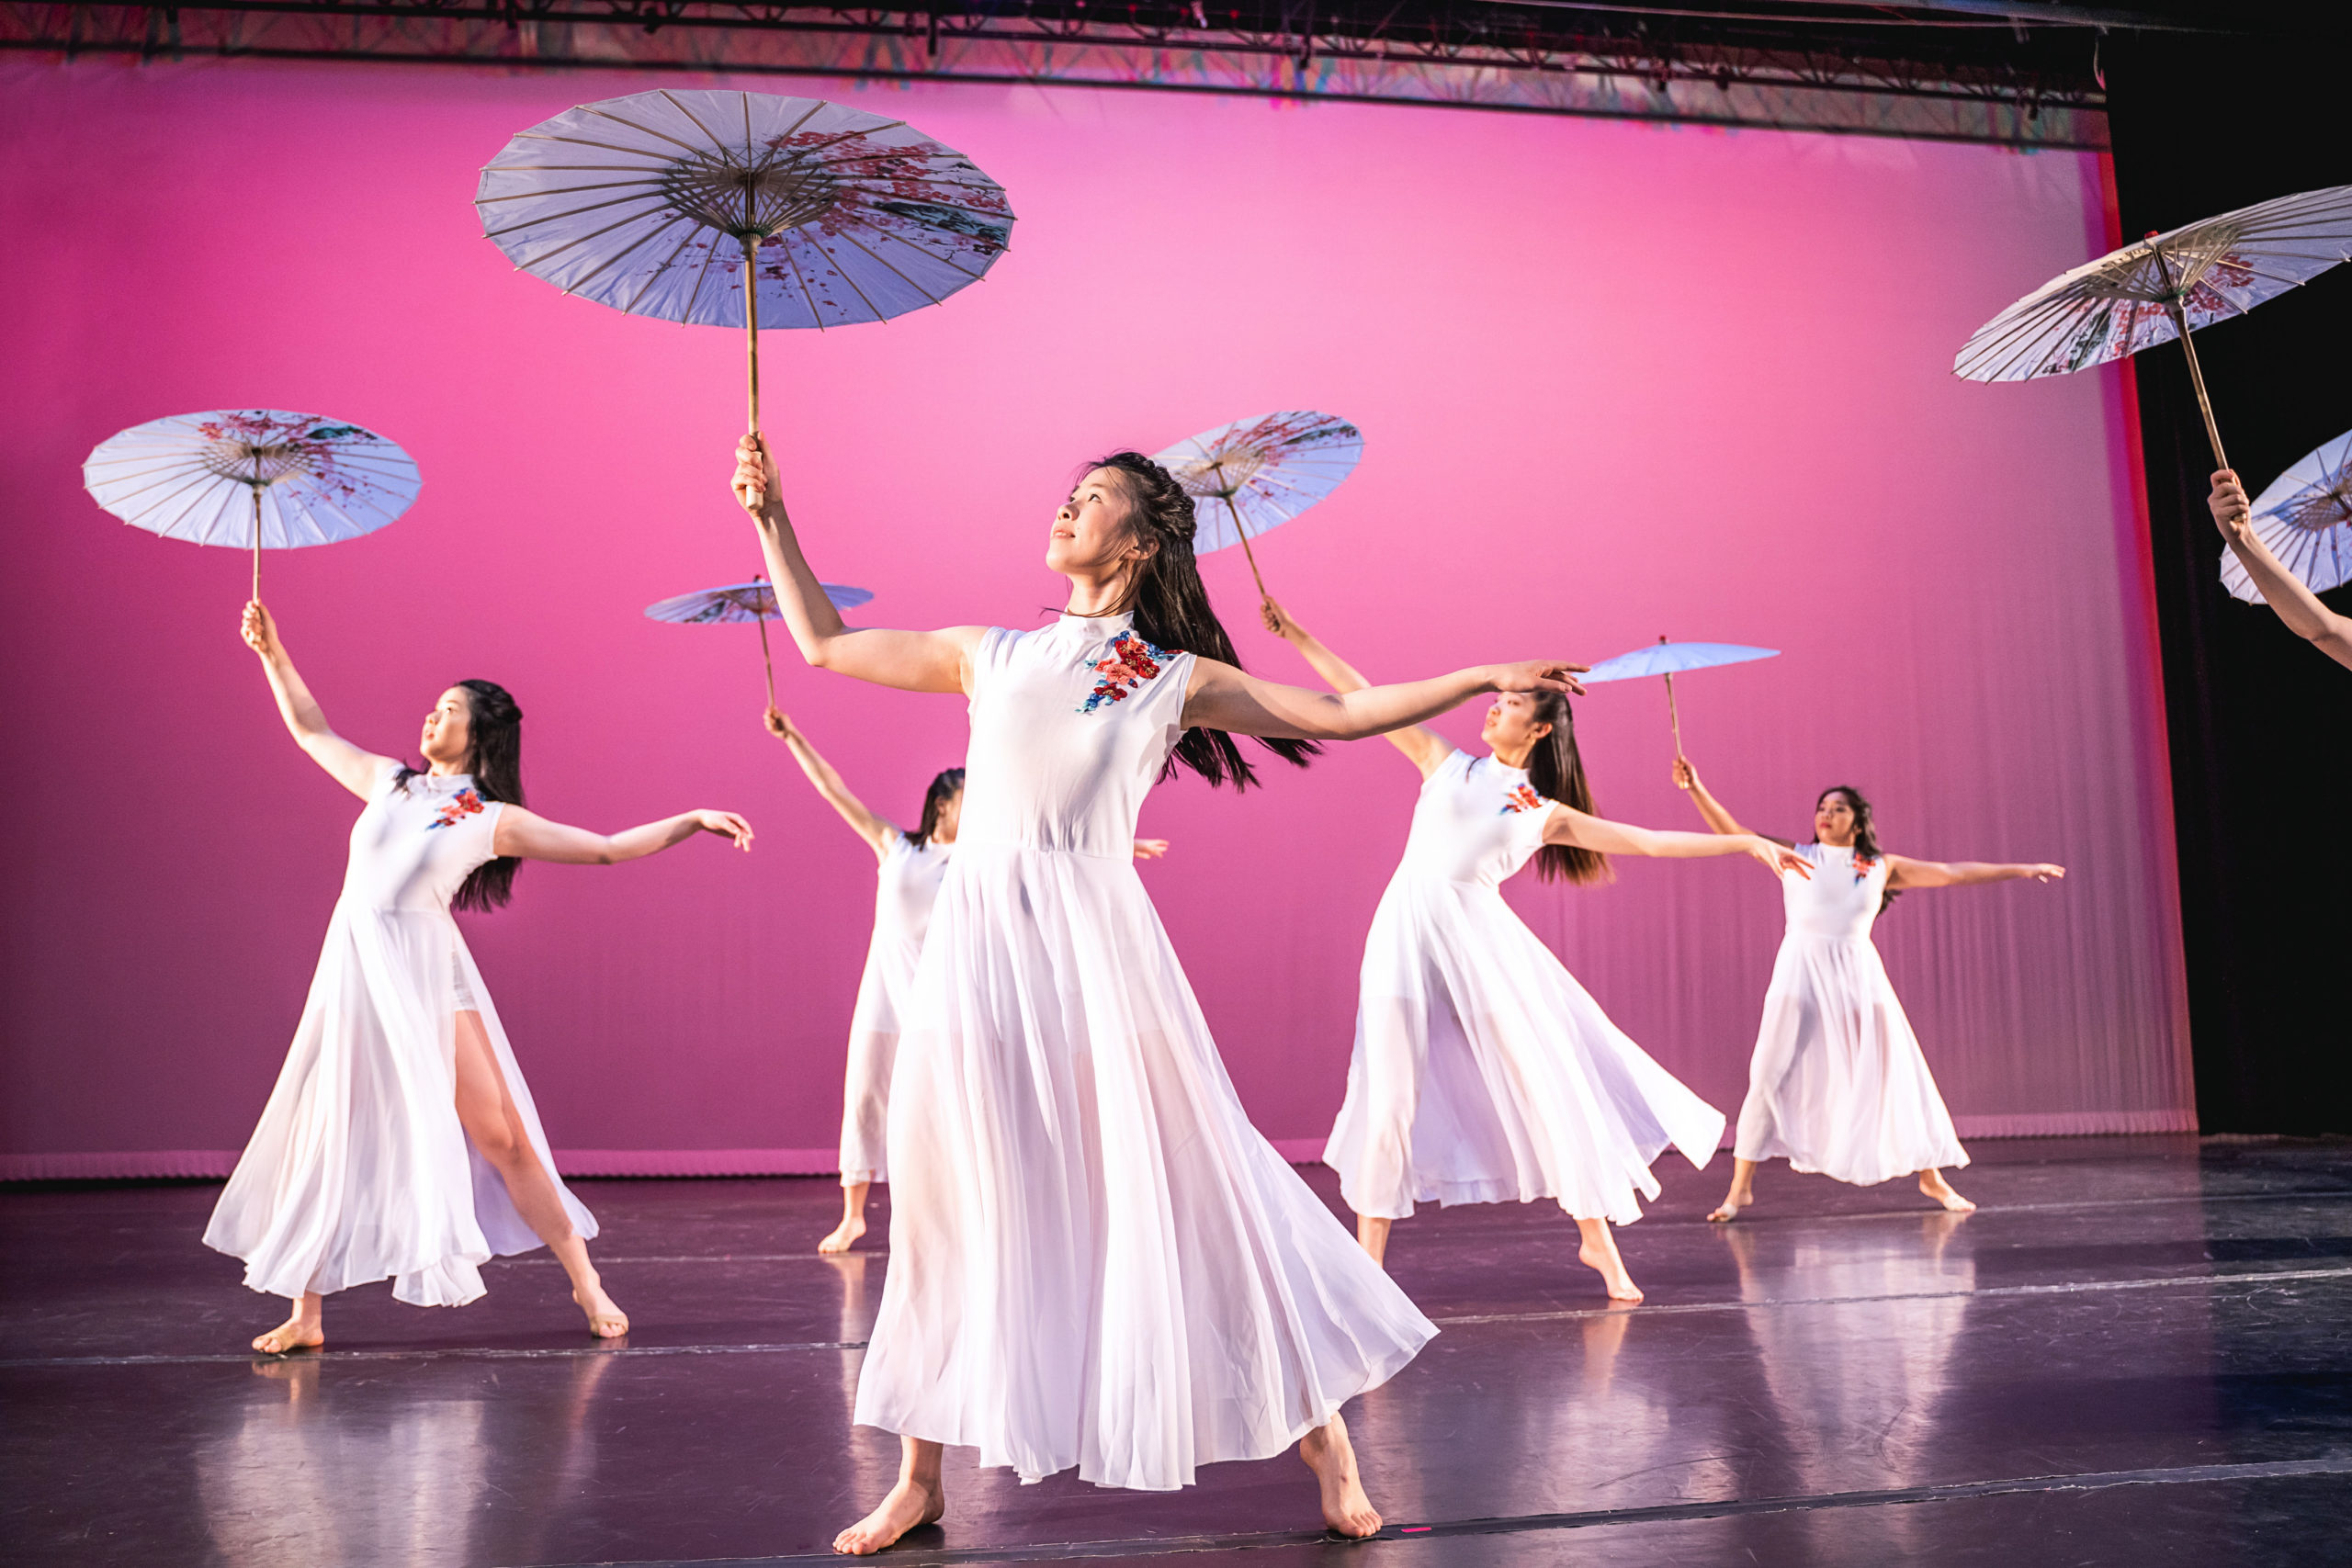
[2,2,2109,150]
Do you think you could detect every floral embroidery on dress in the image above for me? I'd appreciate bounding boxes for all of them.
[1851,852,1878,883]
[426,789,485,830]
[1500,783,1546,815]
[1079,631,1174,714]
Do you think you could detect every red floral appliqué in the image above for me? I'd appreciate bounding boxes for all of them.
[1500,783,1545,815]
[1851,852,1878,884]
[1080,631,1174,714]
[427,789,484,830]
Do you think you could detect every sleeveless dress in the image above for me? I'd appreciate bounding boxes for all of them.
[1323,750,1725,1226]
[853,614,1435,1492]
[204,763,596,1306]
[838,835,952,1186]
[1730,842,1969,1185]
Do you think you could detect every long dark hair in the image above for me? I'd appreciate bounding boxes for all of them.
[1817,784,1897,910]
[1084,451,1317,790]
[398,679,526,913]
[907,767,965,847]
[1523,690,1611,886]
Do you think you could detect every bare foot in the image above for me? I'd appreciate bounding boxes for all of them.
[1918,1172,1976,1213]
[1577,1237,1645,1303]
[252,1313,323,1356]
[573,1280,629,1338]
[1706,1192,1751,1224]
[819,1213,867,1255]
[832,1476,945,1555]
[1299,1413,1382,1538]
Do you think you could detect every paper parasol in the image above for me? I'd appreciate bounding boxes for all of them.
[1580,638,1779,752]
[1953,184,2352,469]
[645,576,873,708]
[1151,411,1363,614]
[2221,428,2352,604]
[83,410,420,599]
[478,89,1015,434]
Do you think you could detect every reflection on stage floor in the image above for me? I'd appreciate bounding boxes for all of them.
[5,1134,2347,1566]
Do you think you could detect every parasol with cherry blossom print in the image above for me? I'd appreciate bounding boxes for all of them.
[645,575,873,710]
[1953,184,2352,469]
[1578,637,1779,753]
[82,410,420,600]
[477,89,1015,446]
[2222,426,2352,604]
[1150,411,1363,623]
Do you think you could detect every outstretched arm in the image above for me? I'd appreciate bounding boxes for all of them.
[763,709,898,859]
[240,602,394,800]
[1183,656,1584,743]
[493,807,754,864]
[1671,755,1781,842]
[1886,855,2064,890]
[1261,596,1452,776]
[2211,468,2352,671]
[732,435,985,694]
[1544,807,1812,878]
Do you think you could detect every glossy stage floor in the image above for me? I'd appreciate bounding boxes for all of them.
[6,1134,2350,1566]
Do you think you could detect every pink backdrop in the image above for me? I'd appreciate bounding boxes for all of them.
[0,60,2191,1176]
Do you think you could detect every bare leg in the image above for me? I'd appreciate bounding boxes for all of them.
[253,1290,324,1354]
[1917,1168,1975,1213]
[452,1011,628,1337]
[820,1179,871,1254]
[1708,1157,1761,1223]
[1300,1412,1382,1537]
[1354,1213,1393,1268]
[1574,1217,1643,1303]
[834,1436,944,1555]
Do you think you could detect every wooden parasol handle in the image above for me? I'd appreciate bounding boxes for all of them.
[2168,303,2230,472]
[1222,493,1273,615]
[249,483,263,603]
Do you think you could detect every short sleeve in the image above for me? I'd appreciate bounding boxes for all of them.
[967,626,1015,710]
[467,799,508,873]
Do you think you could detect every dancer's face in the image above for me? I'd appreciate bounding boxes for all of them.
[930,788,964,845]
[1046,468,1151,583]
[1815,791,1858,846]
[1480,693,1554,752]
[421,688,474,771]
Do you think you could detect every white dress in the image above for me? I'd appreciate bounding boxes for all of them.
[838,835,951,1185]
[1324,750,1725,1226]
[854,614,1436,1491]
[1730,843,1969,1185]
[204,763,595,1306]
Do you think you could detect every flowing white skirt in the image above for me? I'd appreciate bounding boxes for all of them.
[203,901,596,1307]
[839,952,899,1187]
[854,844,1435,1491]
[1324,877,1724,1226]
[1731,933,1968,1186]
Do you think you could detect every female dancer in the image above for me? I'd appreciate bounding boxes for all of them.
[732,434,1581,1552]
[1265,601,1807,1303]
[761,708,1168,1253]
[208,602,754,1353]
[1671,757,2064,1220]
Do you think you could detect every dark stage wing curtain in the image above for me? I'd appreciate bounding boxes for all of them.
[2107,34,2352,1134]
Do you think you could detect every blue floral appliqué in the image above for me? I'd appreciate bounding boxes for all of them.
[426,789,485,830]
[1079,631,1173,714]
[1499,783,1545,815]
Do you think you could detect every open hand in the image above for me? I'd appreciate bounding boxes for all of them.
[2208,468,2255,543]
[241,600,283,661]
[1672,755,1699,792]
[732,434,779,515]
[763,706,796,740]
[694,809,756,851]
[2026,863,2066,883]
[1752,837,1811,878]
[1134,838,1170,860]
[1490,660,1590,699]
